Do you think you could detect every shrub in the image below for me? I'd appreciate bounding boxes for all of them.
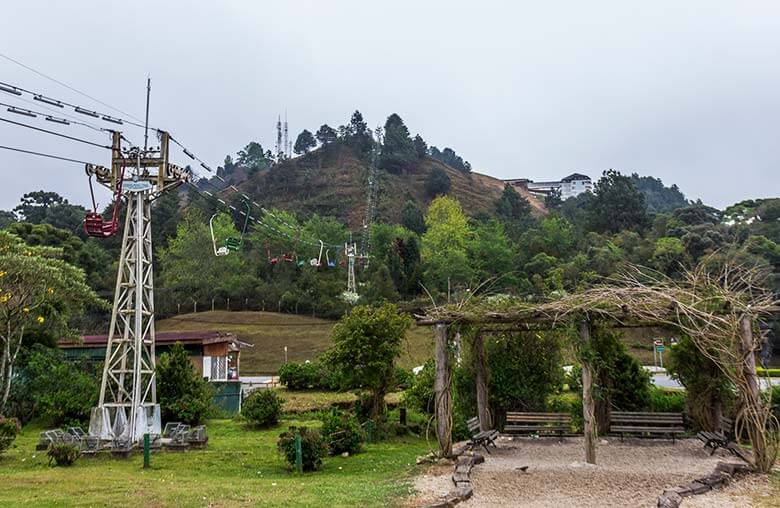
[403,360,435,414]
[47,442,80,467]
[277,426,328,472]
[320,409,364,455]
[769,385,780,425]
[0,416,20,455]
[648,387,686,413]
[157,342,214,424]
[393,366,414,390]
[10,345,98,427]
[279,362,318,390]
[242,389,283,428]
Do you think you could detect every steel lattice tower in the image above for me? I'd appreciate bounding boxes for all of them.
[88,131,188,444]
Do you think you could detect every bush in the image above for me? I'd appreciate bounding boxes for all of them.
[279,360,343,391]
[157,342,214,424]
[277,426,328,472]
[47,442,80,467]
[648,387,686,413]
[242,389,283,427]
[393,366,414,390]
[769,385,780,425]
[403,360,435,414]
[0,416,20,455]
[9,345,98,427]
[320,409,364,455]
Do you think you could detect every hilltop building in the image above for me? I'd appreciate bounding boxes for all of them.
[504,173,592,200]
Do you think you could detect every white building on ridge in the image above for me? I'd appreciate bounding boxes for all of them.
[504,173,592,200]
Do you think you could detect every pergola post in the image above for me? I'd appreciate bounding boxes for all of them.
[739,314,768,471]
[579,320,597,464]
[434,323,452,456]
[473,331,492,431]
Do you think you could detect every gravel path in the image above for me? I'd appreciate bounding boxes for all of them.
[411,436,764,507]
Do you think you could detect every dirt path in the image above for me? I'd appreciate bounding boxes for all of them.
[411,436,766,507]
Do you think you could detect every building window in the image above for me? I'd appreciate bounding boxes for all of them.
[211,356,228,381]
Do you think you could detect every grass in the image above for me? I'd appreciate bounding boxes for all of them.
[157,311,434,375]
[278,388,403,414]
[0,418,431,507]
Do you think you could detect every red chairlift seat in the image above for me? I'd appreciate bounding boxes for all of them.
[84,170,124,238]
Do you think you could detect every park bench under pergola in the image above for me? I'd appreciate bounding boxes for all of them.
[415,264,779,472]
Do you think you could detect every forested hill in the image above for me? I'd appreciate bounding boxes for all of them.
[225,143,543,229]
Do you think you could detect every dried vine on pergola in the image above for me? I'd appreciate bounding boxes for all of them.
[419,262,780,472]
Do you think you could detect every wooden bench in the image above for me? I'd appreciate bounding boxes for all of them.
[697,416,734,455]
[466,417,498,453]
[609,411,685,442]
[504,412,573,440]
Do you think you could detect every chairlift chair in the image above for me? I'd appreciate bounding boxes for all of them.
[210,214,229,256]
[310,240,325,267]
[84,169,124,238]
[224,200,251,252]
[326,249,336,268]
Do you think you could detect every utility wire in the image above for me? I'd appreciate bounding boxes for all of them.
[0,52,145,123]
[0,144,95,165]
[0,79,147,129]
[0,100,108,132]
[0,115,111,149]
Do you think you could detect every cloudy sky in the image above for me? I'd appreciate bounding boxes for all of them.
[1,1,778,210]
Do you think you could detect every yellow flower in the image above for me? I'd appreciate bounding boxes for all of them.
[47,287,54,294]
[23,307,30,313]
[37,316,45,324]
[0,271,5,277]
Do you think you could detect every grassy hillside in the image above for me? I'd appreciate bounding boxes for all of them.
[234,144,544,229]
[157,310,434,374]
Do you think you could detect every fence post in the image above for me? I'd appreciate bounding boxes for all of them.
[366,420,374,444]
[294,433,303,473]
[143,433,150,469]
[177,303,181,315]
[212,298,215,312]
[227,298,230,311]
[245,298,249,310]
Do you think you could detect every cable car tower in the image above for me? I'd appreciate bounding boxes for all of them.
[87,130,189,445]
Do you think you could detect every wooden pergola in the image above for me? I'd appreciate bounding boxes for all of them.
[415,270,780,468]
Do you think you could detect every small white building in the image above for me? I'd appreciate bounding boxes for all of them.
[504,173,592,200]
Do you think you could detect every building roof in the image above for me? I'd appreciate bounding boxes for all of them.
[59,331,251,348]
[561,173,591,182]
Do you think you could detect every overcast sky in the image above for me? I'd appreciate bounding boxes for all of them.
[1,1,778,211]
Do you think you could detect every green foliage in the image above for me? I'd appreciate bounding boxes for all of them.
[315,124,337,145]
[629,174,688,213]
[424,167,451,198]
[393,366,414,390]
[648,387,686,413]
[47,442,80,467]
[587,169,649,234]
[400,200,426,235]
[325,304,411,419]
[429,146,471,173]
[402,360,436,414]
[320,409,364,455]
[667,335,734,430]
[277,426,328,472]
[294,129,317,155]
[495,185,535,239]
[156,342,214,425]
[278,360,341,391]
[484,331,565,416]
[12,191,87,235]
[380,114,416,172]
[421,196,473,294]
[242,389,283,428]
[0,416,19,455]
[237,141,270,172]
[9,345,98,427]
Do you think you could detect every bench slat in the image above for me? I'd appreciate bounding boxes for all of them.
[610,425,685,433]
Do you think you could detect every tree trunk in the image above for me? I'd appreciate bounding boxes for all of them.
[473,332,492,431]
[434,323,452,457]
[580,320,597,465]
[738,314,772,472]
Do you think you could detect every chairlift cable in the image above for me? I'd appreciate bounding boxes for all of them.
[0,144,96,165]
[0,115,111,149]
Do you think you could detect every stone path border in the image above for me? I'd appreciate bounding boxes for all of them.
[426,448,485,508]
[657,462,751,507]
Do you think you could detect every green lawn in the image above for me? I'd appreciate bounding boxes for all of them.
[0,419,432,507]
[157,311,434,374]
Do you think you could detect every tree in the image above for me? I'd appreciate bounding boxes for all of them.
[0,211,16,229]
[12,191,87,235]
[412,134,427,158]
[425,167,451,198]
[630,173,688,213]
[429,146,471,173]
[156,342,213,424]
[236,141,269,171]
[467,220,516,287]
[495,185,534,238]
[344,110,373,154]
[587,169,649,234]
[400,200,426,234]
[315,124,337,145]
[379,113,416,172]
[421,196,473,294]
[294,129,316,155]
[325,304,411,420]
[0,231,104,410]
